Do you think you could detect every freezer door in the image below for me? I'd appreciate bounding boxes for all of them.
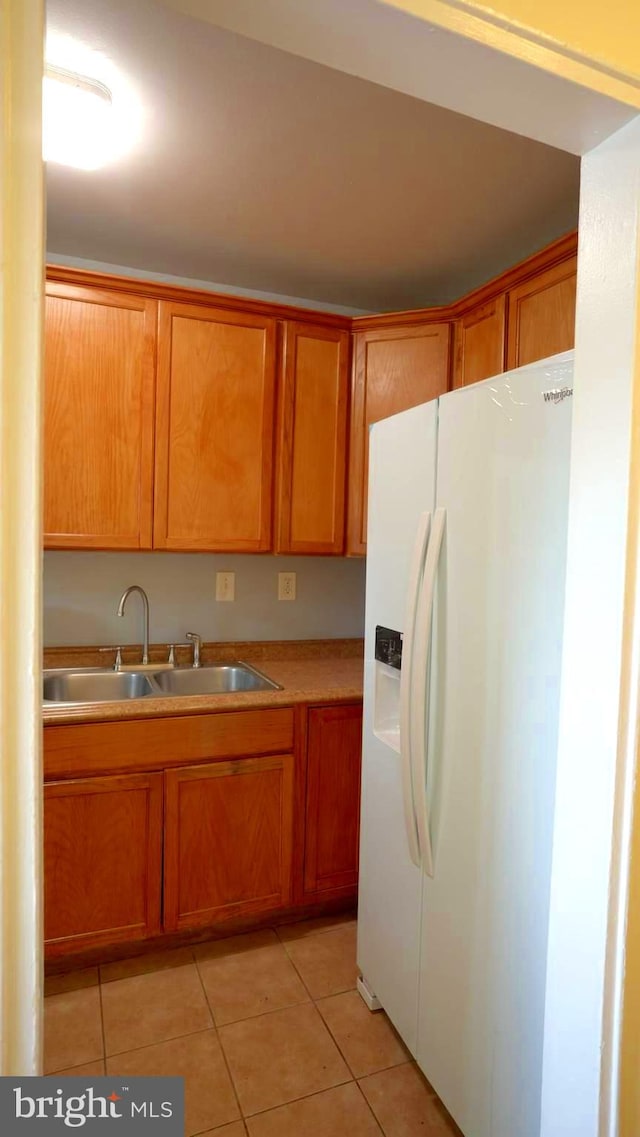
[416,354,573,1137]
[358,399,437,1054]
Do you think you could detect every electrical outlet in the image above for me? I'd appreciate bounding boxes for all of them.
[216,571,235,602]
[278,571,296,601]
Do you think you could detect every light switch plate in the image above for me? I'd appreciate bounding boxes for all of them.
[216,571,235,602]
[278,571,296,601]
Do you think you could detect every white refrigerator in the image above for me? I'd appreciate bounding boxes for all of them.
[357,352,573,1137]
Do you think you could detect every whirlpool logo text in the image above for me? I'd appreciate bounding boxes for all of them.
[543,386,573,403]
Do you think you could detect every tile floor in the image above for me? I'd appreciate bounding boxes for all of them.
[44,915,461,1135]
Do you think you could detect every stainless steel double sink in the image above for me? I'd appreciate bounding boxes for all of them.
[43,662,281,705]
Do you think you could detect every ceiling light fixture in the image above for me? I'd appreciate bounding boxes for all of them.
[43,65,114,170]
[43,35,143,171]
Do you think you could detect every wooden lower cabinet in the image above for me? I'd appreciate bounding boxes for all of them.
[164,753,295,931]
[44,773,163,957]
[43,702,362,961]
[303,704,363,900]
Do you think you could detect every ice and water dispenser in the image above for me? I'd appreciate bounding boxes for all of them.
[372,625,403,754]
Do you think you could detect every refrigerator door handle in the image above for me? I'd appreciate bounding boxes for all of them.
[410,506,446,878]
[400,510,431,868]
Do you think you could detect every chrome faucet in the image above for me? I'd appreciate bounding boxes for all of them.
[185,632,201,668]
[117,585,151,665]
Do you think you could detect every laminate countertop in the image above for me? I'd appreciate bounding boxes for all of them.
[43,640,364,727]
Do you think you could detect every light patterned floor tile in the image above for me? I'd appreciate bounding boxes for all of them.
[317,990,410,1077]
[219,1002,350,1116]
[44,986,104,1074]
[54,1060,106,1077]
[101,962,212,1055]
[106,1030,240,1137]
[245,1082,380,1136]
[359,1063,460,1135]
[283,922,358,998]
[195,929,308,1025]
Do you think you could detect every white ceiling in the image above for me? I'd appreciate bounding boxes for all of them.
[46,0,581,311]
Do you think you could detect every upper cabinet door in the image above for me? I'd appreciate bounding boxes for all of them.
[275,322,350,555]
[347,323,451,556]
[453,294,506,388]
[154,301,277,551]
[44,284,157,549]
[506,256,577,369]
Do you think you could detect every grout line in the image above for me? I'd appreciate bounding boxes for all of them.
[357,1059,439,1097]
[192,950,244,1124]
[97,977,108,1069]
[314,997,411,1084]
[103,1024,216,1064]
[240,1073,355,1121]
[193,945,313,1026]
[192,1124,247,1137]
[353,1080,386,1136]
[208,995,312,1029]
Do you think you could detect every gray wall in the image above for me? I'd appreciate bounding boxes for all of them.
[43,552,366,647]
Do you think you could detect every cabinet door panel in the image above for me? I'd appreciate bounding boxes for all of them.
[164,754,294,930]
[44,285,156,549]
[507,257,577,369]
[304,704,363,898]
[276,323,349,554]
[154,302,276,550]
[347,324,450,555]
[453,294,506,388]
[44,773,162,957]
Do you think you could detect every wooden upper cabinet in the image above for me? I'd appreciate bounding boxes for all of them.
[275,322,349,555]
[163,753,295,931]
[453,294,506,388]
[44,772,163,957]
[154,301,277,551]
[347,323,451,555]
[44,284,157,549]
[507,255,577,369]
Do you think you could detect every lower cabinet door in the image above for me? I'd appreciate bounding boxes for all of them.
[304,704,363,899]
[44,772,163,957]
[163,754,295,931]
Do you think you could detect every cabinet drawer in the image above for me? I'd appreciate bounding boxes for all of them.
[44,708,295,779]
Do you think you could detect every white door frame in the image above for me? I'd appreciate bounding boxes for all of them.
[0,0,45,1077]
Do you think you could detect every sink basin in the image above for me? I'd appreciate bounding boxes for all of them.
[150,663,280,696]
[43,669,155,704]
[43,661,281,704]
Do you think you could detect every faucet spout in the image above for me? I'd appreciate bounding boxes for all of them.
[117,585,150,665]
